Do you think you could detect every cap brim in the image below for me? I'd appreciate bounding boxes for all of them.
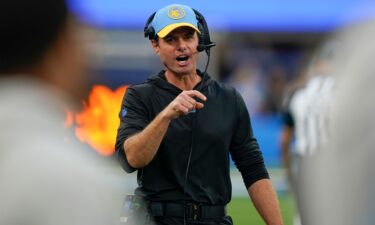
[157,23,200,38]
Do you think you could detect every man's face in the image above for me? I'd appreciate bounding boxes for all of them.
[152,26,199,76]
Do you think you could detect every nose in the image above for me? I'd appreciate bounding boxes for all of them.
[176,38,187,51]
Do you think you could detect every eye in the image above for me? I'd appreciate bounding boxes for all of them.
[185,31,195,39]
[164,36,174,43]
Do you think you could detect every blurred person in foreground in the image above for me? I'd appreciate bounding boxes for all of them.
[279,40,337,225]
[300,19,375,225]
[0,0,120,224]
[115,3,283,225]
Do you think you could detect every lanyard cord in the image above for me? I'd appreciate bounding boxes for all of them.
[183,48,211,225]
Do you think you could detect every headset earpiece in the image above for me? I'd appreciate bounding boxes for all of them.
[144,27,155,40]
[144,12,156,40]
[195,14,206,51]
[192,9,216,52]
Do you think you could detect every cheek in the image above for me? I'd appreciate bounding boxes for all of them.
[159,49,174,61]
[158,52,167,62]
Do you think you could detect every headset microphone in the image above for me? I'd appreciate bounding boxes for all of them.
[197,42,216,52]
[197,41,216,92]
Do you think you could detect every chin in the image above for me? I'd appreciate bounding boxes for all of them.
[177,65,195,74]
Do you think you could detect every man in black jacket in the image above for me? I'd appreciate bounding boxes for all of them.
[116,4,283,225]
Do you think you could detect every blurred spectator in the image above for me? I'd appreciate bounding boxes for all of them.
[278,65,309,225]
[279,39,338,225]
[0,0,121,224]
[301,19,375,225]
[227,57,266,116]
[224,43,297,116]
[262,63,288,114]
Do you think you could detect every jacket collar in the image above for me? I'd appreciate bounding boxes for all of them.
[146,70,212,95]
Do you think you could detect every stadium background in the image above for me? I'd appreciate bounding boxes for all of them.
[65,1,375,224]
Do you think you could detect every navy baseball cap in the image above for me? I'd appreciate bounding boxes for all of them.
[151,4,200,38]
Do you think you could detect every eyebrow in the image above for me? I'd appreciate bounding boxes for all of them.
[166,29,195,38]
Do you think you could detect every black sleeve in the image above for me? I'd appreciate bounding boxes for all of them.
[281,90,295,128]
[229,90,270,189]
[282,110,294,128]
[115,86,150,173]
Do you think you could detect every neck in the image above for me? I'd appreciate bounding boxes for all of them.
[165,70,201,90]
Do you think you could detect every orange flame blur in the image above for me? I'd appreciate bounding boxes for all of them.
[66,85,127,156]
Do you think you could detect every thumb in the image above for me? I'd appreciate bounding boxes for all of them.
[195,102,204,109]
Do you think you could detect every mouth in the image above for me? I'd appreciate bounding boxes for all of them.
[176,55,189,65]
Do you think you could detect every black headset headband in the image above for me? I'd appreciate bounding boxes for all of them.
[143,8,216,53]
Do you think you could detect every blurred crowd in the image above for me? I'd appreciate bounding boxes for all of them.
[217,36,316,118]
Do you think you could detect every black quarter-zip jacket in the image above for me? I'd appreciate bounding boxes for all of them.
[115,70,269,205]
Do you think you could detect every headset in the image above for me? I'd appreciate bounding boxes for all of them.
[143,8,216,54]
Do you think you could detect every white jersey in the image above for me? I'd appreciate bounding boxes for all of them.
[289,75,334,155]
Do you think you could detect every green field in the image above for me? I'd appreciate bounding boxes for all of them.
[228,194,295,225]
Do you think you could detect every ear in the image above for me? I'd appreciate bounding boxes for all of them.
[151,39,159,55]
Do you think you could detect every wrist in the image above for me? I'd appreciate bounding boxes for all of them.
[159,108,174,121]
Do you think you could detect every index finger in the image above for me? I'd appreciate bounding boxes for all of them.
[186,90,207,101]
